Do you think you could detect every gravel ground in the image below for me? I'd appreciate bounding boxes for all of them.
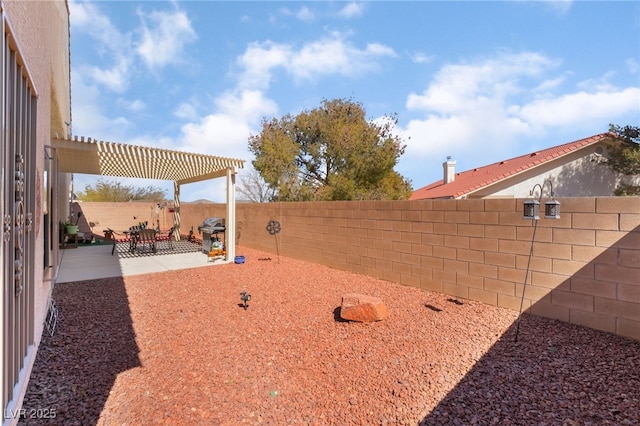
[19,246,640,425]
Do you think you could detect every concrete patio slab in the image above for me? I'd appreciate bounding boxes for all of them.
[55,243,226,283]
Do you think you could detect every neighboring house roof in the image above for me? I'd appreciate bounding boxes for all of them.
[410,133,622,200]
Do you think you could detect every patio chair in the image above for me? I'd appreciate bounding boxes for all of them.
[136,228,157,253]
[165,226,176,250]
[153,226,175,251]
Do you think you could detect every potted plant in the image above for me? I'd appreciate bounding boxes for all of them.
[63,219,78,235]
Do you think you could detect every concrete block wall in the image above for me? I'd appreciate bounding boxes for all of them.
[79,198,640,341]
[72,201,225,241]
[71,202,170,239]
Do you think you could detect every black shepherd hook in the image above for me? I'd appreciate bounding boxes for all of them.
[266,220,281,263]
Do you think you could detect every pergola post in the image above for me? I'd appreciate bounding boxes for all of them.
[226,167,236,261]
[173,181,181,241]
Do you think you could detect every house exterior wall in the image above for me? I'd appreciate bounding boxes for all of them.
[1,1,70,422]
[468,142,639,199]
[80,197,640,342]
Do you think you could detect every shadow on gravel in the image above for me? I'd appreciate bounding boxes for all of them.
[332,306,349,322]
[19,278,140,425]
[421,226,640,425]
[420,314,640,425]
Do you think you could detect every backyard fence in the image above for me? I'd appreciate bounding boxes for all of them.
[78,197,640,341]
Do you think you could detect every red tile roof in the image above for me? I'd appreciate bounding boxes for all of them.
[410,133,620,200]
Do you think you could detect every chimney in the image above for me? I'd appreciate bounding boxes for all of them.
[443,156,456,184]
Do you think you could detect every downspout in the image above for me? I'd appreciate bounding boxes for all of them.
[43,145,59,282]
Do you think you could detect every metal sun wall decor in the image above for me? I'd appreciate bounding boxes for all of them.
[266,220,282,263]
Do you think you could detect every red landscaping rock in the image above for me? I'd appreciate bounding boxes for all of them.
[340,293,388,322]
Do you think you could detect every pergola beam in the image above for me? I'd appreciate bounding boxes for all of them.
[52,135,244,262]
[52,135,244,183]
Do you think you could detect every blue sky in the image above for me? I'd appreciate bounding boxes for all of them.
[69,0,640,202]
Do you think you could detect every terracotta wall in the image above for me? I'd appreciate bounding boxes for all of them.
[72,201,224,240]
[71,201,173,238]
[77,198,640,341]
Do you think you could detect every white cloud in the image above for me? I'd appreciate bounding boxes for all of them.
[236,33,396,90]
[407,52,558,114]
[70,70,133,138]
[338,2,366,19]
[576,71,620,92]
[181,114,250,157]
[290,37,360,81]
[278,7,293,18]
[177,90,277,159]
[411,52,434,64]
[296,6,315,22]
[289,35,395,82]
[69,0,134,92]
[398,50,639,184]
[135,7,197,71]
[533,76,566,93]
[117,98,146,113]
[70,1,197,91]
[365,43,396,57]
[512,87,640,127]
[280,3,364,22]
[544,0,573,15]
[174,102,198,121]
[164,89,278,201]
[214,90,278,124]
[237,41,293,90]
[69,0,127,47]
[79,62,131,93]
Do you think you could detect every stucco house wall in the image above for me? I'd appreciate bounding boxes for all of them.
[475,142,639,199]
[412,134,639,201]
[1,1,71,422]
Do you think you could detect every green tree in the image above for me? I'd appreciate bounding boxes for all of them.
[77,179,167,202]
[608,124,640,196]
[248,98,412,201]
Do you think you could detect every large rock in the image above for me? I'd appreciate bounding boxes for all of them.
[340,293,387,322]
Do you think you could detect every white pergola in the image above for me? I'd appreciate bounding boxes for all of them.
[51,135,245,261]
